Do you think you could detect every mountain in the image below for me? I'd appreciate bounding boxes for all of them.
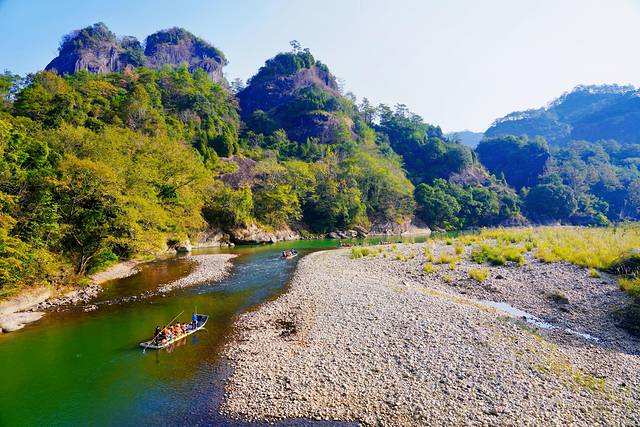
[238,50,352,144]
[485,84,640,145]
[45,23,227,84]
[478,85,640,224]
[446,130,484,148]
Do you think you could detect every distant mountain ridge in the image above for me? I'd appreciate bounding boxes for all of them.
[485,84,640,145]
[45,23,227,84]
[446,130,484,148]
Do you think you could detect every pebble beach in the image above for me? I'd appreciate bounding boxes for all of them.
[222,242,640,426]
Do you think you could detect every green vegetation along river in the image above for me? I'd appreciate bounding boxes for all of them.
[0,237,428,426]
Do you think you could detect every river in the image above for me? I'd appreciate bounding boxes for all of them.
[0,237,428,426]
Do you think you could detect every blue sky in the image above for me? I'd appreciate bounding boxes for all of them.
[1,0,640,131]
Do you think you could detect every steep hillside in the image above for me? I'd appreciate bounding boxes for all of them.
[481,85,640,223]
[5,23,640,298]
[238,50,353,144]
[485,84,639,145]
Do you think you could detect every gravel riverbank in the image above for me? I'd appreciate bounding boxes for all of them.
[158,254,237,293]
[222,243,640,425]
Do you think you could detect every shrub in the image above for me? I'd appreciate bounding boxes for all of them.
[424,262,435,273]
[589,269,601,278]
[454,244,464,255]
[443,274,453,283]
[469,268,490,282]
[619,276,640,298]
[606,252,640,276]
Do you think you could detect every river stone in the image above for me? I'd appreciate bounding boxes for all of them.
[0,312,44,332]
[175,241,192,253]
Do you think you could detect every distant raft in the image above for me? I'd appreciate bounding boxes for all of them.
[139,314,209,350]
[281,250,298,259]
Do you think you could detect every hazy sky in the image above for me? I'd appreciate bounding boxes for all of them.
[1,0,639,131]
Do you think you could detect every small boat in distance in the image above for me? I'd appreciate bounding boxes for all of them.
[281,249,298,259]
[140,314,209,350]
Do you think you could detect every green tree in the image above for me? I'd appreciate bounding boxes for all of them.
[414,180,461,229]
[56,156,123,274]
[526,175,577,221]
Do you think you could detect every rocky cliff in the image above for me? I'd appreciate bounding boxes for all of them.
[144,27,227,83]
[46,23,139,75]
[45,23,227,84]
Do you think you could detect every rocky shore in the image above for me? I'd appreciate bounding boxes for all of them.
[222,242,640,425]
[158,254,237,293]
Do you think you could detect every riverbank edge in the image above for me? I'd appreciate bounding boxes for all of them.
[0,254,237,333]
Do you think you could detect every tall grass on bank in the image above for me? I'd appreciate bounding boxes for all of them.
[473,225,640,271]
[465,224,640,336]
[471,244,526,266]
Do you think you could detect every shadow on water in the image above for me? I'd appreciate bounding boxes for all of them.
[0,237,428,426]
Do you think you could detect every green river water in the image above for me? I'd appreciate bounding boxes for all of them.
[0,237,428,426]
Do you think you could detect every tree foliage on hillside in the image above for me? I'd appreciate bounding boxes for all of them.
[375,104,473,184]
[3,38,640,298]
[476,135,550,190]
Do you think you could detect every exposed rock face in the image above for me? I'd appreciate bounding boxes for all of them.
[228,223,300,244]
[144,27,227,84]
[220,156,258,189]
[174,241,193,253]
[370,217,432,236]
[45,23,227,84]
[193,228,235,248]
[46,23,138,75]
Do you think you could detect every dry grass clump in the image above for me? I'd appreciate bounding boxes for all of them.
[619,276,640,297]
[469,268,490,282]
[351,247,372,259]
[471,244,526,266]
[435,252,459,265]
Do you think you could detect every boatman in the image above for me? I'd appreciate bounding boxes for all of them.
[192,312,198,329]
[153,325,161,344]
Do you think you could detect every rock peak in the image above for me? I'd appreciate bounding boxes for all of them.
[45,23,227,84]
